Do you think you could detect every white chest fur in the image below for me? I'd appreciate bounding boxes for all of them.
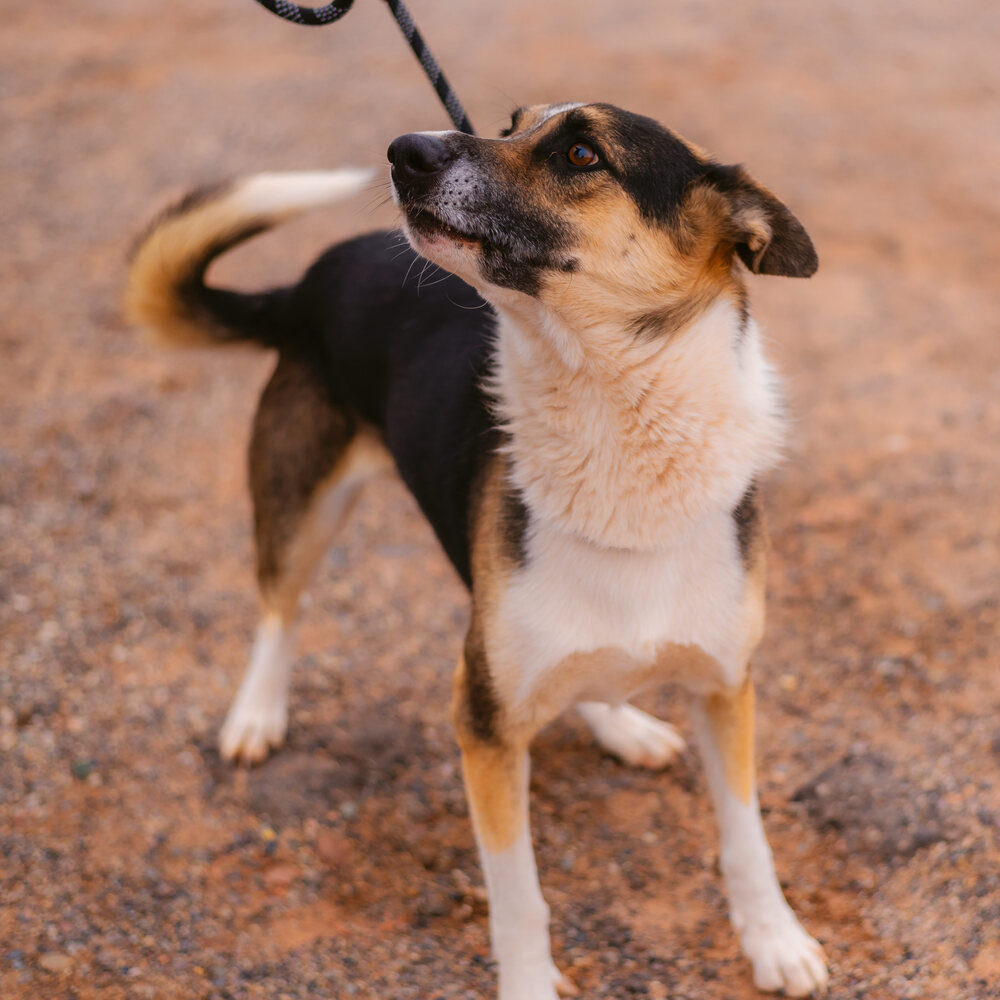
[484,297,781,722]
[491,299,784,551]
[492,510,756,723]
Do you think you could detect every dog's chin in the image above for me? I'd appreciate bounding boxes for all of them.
[406,207,480,245]
[402,209,482,282]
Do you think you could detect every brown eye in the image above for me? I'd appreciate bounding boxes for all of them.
[567,142,599,167]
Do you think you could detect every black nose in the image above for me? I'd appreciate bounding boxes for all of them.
[387,133,453,180]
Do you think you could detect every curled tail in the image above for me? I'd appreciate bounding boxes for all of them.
[124,168,374,348]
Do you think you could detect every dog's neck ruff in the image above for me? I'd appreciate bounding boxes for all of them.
[489,297,785,551]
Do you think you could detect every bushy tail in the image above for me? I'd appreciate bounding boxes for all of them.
[124,168,374,348]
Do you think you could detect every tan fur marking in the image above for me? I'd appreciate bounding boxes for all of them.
[124,182,258,346]
[466,452,518,644]
[459,739,526,853]
[125,170,372,347]
[259,429,391,621]
[488,106,747,339]
[454,656,525,854]
[466,450,510,618]
[540,179,746,338]
[453,451,528,744]
[503,641,731,737]
[731,204,773,272]
[471,449,526,577]
[704,675,756,804]
[740,537,769,664]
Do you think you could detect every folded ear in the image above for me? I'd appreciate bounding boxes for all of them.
[705,163,818,278]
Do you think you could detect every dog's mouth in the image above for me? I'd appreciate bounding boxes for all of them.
[405,206,481,245]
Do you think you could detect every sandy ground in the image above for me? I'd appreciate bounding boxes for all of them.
[2,1,999,998]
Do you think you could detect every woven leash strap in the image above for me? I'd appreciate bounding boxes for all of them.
[248,0,476,134]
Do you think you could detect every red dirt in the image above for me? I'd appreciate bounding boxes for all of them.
[1,1,998,998]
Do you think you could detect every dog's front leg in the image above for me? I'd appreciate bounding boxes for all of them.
[453,658,573,1000]
[690,676,828,997]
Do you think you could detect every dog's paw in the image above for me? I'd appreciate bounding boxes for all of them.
[499,961,577,1000]
[554,968,579,997]
[218,695,287,765]
[741,916,828,997]
[582,703,687,769]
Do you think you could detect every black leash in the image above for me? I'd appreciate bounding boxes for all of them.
[248,0,475,135]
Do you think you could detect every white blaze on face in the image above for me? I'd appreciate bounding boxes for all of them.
[535,102,584,123]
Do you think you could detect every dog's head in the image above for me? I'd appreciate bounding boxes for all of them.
[388,103,816,331]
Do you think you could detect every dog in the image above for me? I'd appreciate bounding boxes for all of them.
[125,102,827,999]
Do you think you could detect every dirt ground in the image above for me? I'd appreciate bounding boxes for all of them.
[2,1,999,998]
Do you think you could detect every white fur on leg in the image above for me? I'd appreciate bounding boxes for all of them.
[714,790,827,996]
[482,824,576,1000]
[219,615,296,764]
[690,703,828,997]
[475,761,576,1000]
[578,702,686,769]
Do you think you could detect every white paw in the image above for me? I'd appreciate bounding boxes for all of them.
[219,616,295,765]
[583,703,687,769]
[499,961,577,1000]
[741,915,828,997]
[218,693,287,765]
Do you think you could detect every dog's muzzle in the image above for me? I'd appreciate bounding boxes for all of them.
[388,132,483,245]
[387,133,453,196]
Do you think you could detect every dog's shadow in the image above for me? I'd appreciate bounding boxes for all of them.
[195,700,715,994]
[198,697,698,838]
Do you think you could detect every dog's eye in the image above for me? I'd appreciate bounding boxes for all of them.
[567,142,599,168]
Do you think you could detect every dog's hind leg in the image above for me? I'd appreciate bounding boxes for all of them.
[578,702,687,769]
[219,354,390,764]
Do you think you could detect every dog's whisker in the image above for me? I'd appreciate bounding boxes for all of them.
[416,259,443,293]
[401,253,422,287]
[416,269,451,291]
[447,295,489,311]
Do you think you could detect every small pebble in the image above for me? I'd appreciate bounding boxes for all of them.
[38,952,73,973]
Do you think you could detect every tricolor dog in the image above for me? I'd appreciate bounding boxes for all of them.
[126,102,827,998]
